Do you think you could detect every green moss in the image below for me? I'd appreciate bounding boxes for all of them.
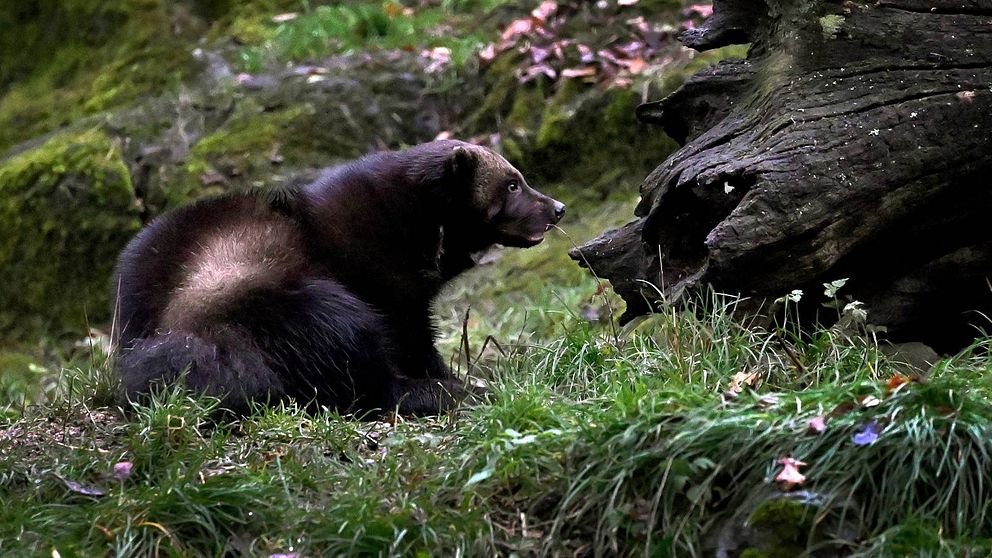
[205,0,301,44]
[819,14,845,40]
[517,83,677,205]
[468,54,524,130]
[535,79,582,149]
[658,44,751,98]
[0,0,206,151]
[187,105,305,178]
[0,130,141,340]
[744,498,816,558]
[505,80,549,132]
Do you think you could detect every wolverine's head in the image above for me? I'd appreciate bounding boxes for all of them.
[425,140,564,248]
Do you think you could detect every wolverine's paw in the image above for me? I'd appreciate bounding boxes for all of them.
[392,377,476,416]
[463,376,492,400]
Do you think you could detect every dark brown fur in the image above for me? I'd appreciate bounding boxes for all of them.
[113,140,564,416]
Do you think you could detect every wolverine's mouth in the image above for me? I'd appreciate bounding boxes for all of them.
[497,232,545,248]
[498,222,556,248]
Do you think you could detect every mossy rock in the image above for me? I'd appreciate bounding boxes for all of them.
[512,81,678,205]
[0,130,141,340]
[468,53,681,210]
[731,491,860,558]
[0,0,215,151]
[744,497,816,558]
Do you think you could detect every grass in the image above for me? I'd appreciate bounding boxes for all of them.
[3,279,992,555]
[236,0,515,73]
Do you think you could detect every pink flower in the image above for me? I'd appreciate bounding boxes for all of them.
[775,457,807,488]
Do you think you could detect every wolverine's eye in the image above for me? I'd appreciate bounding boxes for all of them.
[507,180,520,192]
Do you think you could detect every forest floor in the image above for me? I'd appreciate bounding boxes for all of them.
[2,1,991,556]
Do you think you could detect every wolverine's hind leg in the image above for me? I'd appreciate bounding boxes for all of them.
[117,329,286,414]
[230,279,473,417]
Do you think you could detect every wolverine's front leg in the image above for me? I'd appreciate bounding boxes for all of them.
[390,376,468,415]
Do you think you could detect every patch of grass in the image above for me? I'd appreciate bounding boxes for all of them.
[3,294,992,555]
[237,1,514,73]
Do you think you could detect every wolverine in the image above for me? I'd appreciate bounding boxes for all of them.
[112,140,565,416]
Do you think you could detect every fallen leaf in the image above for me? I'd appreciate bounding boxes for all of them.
[616,40,645,57]
[60,477,105,497]
[626,57,647,74]
[686,4,714,18]
[518,64,557,83]
[860,395,882,408]
[956,90,976,102]
[597,48,621,65]
[627,16,650,34]
[830,401,856,417]
[478,43,497,64]
[561,66,597,78]
[422,46,452,73]
[576,44,595,64]
[725,370,760,397]
[530,46,552,64]
[757,394,780,407]
[291,65,328,76]
[383,1,409,18]
[531,0,557,23]
[502,18,534,41]
[885,374,915,394]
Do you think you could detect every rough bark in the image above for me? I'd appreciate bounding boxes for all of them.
[571,0,992,349]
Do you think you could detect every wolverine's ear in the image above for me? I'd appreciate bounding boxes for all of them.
[449,145,476,179]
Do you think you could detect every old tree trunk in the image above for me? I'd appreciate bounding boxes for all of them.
[572,0,992,350]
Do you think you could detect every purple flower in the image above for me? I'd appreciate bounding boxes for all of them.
[852,421,880,446]
[113,461,134,482]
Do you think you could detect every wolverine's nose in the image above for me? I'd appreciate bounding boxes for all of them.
[553,200,566,221]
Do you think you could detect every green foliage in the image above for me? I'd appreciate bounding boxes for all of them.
[0,0,206,151]
[656,43,751,98]
[0,351,50,418]
[0,130,141,340]
[3,299,992,555]
[183,104,308,186]
[746,499,817,557]
[236,1,511,73]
